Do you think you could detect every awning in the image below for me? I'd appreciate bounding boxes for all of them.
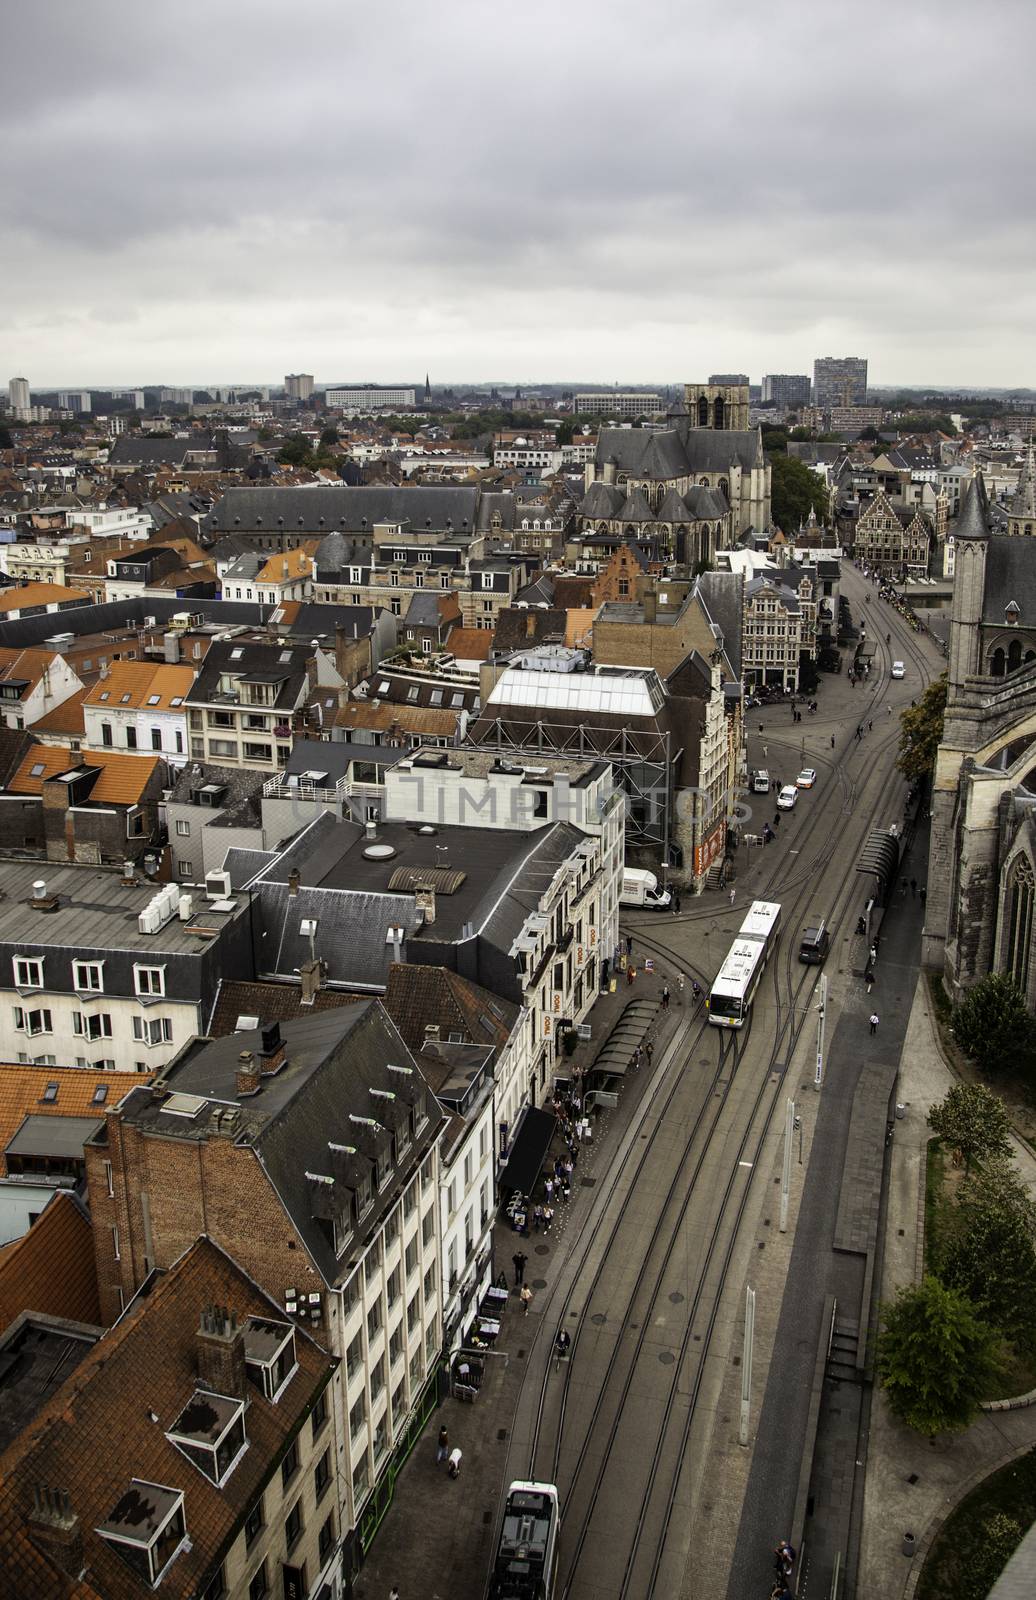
[856,830,900,902]
[499,1106,557,1195]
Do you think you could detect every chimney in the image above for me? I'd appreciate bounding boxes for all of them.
[164,631,181,663]
[414,885,437,925]
[258,1020,286,1074]
[526,612,537,639]
[196,1304,247,1399]
[300,957,323,1005]
[236,1050,261,1097]
[28,1488,82,1580]
[287,867,301,897]
[424,1022,440,1045]
[642,588,657,624]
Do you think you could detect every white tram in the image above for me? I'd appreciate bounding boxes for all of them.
[486,1480,561,1600]
[706,900,782,1028]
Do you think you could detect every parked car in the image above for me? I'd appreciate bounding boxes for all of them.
[752,769,770,794]
[891,661,905,678]
[796,768,817,789]
[777,785,798,810]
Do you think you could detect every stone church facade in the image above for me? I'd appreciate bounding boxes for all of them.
[578,380,772,555]
[853,487,933,579]
[924,447,1036,1006]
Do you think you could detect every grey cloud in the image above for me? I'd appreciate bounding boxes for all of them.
[1,0,1034,384]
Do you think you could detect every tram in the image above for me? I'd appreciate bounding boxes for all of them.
[486,1480,561,1600]
[706,900,782,1028]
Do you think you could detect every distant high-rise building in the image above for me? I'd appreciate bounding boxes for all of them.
[285,373,314,402]
[8,377,30,415]
[709,373,750,387]
[813,356,867,408]
[761,374,811,410]
[57,390,91,414]
[573,391,663,418]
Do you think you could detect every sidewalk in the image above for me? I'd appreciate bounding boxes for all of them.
[859,973,1036,1598]
[353,953,687,1600]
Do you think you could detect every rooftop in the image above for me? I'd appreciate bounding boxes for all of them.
[486,661,665,719]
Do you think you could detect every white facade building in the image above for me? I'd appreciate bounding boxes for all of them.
[327,387,417,412]
[8,376,30,415]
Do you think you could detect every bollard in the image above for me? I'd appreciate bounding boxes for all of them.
[902,1532,916,1558]
[896,1103,906,1120]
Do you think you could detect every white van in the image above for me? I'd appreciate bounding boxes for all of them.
[620,868,672,910]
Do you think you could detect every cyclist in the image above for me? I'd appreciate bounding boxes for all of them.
[555,1328,571,1365]
[691,980,703,1005]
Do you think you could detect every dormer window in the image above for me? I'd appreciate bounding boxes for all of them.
[167,1391,247,1486]
[97,1480,187,1586]
[244,1317,297,1402]
[1006,602,1020,626]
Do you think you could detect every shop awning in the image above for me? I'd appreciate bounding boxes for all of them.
[499,1106,557,1195]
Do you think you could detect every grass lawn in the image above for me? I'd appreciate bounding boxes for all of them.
[915,1447,1036,1600]
[923,1138,946,1274]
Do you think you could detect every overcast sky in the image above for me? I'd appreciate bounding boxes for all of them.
[3,1,1035,389]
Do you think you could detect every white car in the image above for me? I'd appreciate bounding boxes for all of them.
[796,768,817,789]
[777,785,798,810]
[891,661,905,679]
[752,769,770,794]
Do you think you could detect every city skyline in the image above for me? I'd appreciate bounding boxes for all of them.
[3,2,1035,388]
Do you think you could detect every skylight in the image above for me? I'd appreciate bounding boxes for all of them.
[146,694,161,706]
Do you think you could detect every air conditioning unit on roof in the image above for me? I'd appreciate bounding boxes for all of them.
[205,869,232,900]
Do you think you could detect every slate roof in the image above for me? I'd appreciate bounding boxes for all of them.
[694,570,745,676]
[578,481,625,519]
[109,434,216,469]
[1012,443,1036,518]
[982,537,1036,624]
[0,1192,101,1333]
[954,474,991,542]
[383,963,516,1054]
[617,487,655,523]
[0,1237,334,1600]
[185,640,311,712]
[0,1065,146,1178]
[492,608,568,653]
[167,761,267,810]
[595,423,762,479]
[200,485,485,538]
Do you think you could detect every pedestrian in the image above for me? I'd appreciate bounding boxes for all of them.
[674,891,681,914]
[910,878,917,897]
[543,1204,554,1231]
[533,1204,543,1233]
[545,1177,554,1202]
[762,744,768,758]
[625,934,633,957]
[627,964,635,986]
[646,1040,654,1065]
[729,886,736,906]
[759,722,764,734]
[632,1044,642,1071]
[920,885,927,907]
[520,1284,533,1315]
[436,1425,449,1464]
[869,943,877,966]
[869,1012,879,1035]
[513,1250,527,1286]
[661,984,670,1011]
[887,703,893,715]
[448,1446,463,1477]
[865,967,875,991]
[831,734,835,748]
[868,719,873,731]
[390,1588,401,1600]
[775,1539,796,1576]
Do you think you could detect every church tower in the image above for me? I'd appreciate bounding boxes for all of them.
[1007,440,1036,536]
[683,381,749,431]
[947,472,991,694]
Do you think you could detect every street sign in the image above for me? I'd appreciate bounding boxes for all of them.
[576,1023,591,1039]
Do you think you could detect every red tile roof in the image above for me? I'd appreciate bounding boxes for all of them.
[7,746,162,804]
[0,1066,151,1178]
[0,1193,101,1334]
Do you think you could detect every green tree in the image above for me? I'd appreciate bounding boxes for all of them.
[950,975,1036,1076]
[319,426,339,447]
[859,425,881,441]
[760,426,789,454]
[277,433,315,468]
[876,1276,999,1435]
[768,452,827,531]
[0,425,13,450]
[928,1082,1014,1177]
[938,1157,1036,1346]
[896,672,947,783]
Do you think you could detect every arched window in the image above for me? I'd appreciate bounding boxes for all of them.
[698,397,709,428]
[718,477,729,500]
[1004,856,1035,990]
[991,647,1006,676]
[714,396,725,429]
[1009,638,1023,671]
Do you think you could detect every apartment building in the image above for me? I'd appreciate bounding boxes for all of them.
[82,661,194,765]
[0,1236,343,1600]
[184,641,312,770]
[0,861,251,1074]
[574,392,663,418]
[86,1005,445,1586]
[0,647,85,732]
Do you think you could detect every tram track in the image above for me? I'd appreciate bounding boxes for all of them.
[530,583,939,1599]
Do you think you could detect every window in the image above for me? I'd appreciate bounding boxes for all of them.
[314,1446,331,1502]
[13,956,43,989]
[111,1224,120,1260]
[389,1323,404,1365]
[134,965,165,998]
[405,1236,418,1277]
[318,1512,335,1563]
[346,1330,363,1378]
[386,1266,401,1308]
[352,1458,370,1505]
[98,1482,186,1586]
[367,1300,382,1341]
[244,1319,297,1402]
[176,818,190,836]
[284,1498,303,1552]
[248,1560,269,1600]
[133,1016,172,1045]
[311,1388,328,1439]
[370,1356,385,1398]
[14,1006,52,1036]
[281,1438,299,1489]
[73,960,104,993]
[349,1394,366,1437]
[151,728,162,751]
[244,1493,264,1549]
[203,1566,227,1600]
[73,1011,112,1040]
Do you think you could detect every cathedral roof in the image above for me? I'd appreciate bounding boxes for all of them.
[594,425,761,481]
[954,473,991,542]
[657,487,692,521]
[578,481,625,519]
[1011,442,1036,520]
[684,484,727,518]
[617,487,655,522]
[982,539,1036,626]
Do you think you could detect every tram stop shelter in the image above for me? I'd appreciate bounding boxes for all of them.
[498,1106,557,1197]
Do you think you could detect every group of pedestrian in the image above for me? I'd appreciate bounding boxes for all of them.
[435,1425,463,1479]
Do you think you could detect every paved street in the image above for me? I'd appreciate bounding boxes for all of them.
[356,563,948,1600]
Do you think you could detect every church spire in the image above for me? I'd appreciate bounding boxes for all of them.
[1011,438,1036,521]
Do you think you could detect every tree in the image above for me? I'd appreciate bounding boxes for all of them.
[760,426,789,454]
[319,426,339,447]
[896,672,947,783]
[927,1082,1014,1177]
[950,975,1036,1076]
[876,1276,999,1435]
[859,425,881,442]
[277,433,315,468]
[937,1156,1036,1348]
[0,425,13,450]
[768,452,828,531]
